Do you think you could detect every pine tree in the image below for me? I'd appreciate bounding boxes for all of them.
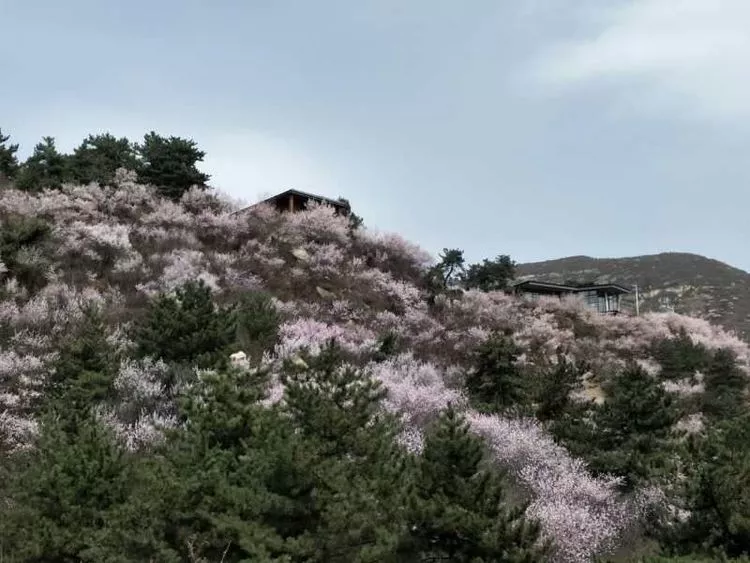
[0,214,52,292]
[233,290,280,361]
[69,132,139,186]
[98,364,308,563]
[280,342,413,561]
[15,136,71,191]
[668,413,750,558]
[652,329,712,381]
[45,305,119,422]
[702,349,747,422]
[463,254,516,292]
[466,330,529,413]
[136,131,210,200]
[0,413,133,561]
[398,405,547,562]
[0,127,20,180]
[583,363,681,490]
[536,350,585,422]
[134,279,235,369]
[435,248,466,288]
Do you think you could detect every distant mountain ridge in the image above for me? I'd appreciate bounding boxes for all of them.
[516,252,750,342]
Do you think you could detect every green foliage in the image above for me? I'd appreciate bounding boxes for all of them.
[652,329,712,381]
[668,413,750,559]
[233,290,280,360]
[100,366,301,562]
[336,196,364,231]
[463,254,516,292]
[373,329,403,362]
[279,343,411,561]
[134,279,235,369]
[136,131,210,200]
[98,343,412,562]
[426,248,466,300]
[436,247,465,287]
[466,331,530,414]
[15,136,71,191]
[348,211,364,231]
[0,413,133,562]
[45,305,119,424]
[398,405,548,562]
[0,214,51,292]
[69,132,139,186]
[701,349,747,422]
[535,350,586,422]
[0,127,20,180]
[555,363,681,491]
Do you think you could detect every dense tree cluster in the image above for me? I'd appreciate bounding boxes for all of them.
[0,128,209,200]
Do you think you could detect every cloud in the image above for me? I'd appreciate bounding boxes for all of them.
[530,0,750,120]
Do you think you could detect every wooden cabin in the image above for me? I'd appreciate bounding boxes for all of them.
[237,189,351,216]
[512,280,632,315]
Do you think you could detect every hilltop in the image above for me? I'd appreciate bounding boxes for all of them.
[517,253,750,341]
[0,173,747,562]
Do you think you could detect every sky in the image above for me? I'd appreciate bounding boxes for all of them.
[3,0,750,271]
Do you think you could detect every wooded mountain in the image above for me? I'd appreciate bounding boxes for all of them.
[517,252,750,341]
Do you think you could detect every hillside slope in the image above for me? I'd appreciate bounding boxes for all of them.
[517,253,750,341]
[0,174,748,562]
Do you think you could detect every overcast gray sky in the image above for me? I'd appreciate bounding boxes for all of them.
[3,0,750,270]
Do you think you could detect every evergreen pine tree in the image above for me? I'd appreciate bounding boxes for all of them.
[134,279,235,369]
[466,330,529,413]
[69,132,139,186]
[15,136,71,191]
[398,405,547,562]
[45,305,119,422]
[462,254,516,292]
[669,413,750,558]
[280,342,412,562]
[0,215,52,292]
[536,350,585,422]
[233,290,280,361]
[96,359,301,561]
[0,413,133,561]
[0,127,20,180]
[580,363,681,490]
[652,329,712,381]
[136,131,210,200]
[702,349,747,422]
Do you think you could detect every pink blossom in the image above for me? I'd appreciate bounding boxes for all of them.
[354,229,433,270]
[275,317,378,359]
[367,353,464,427]
[304,242,347,275]
[137,249,220,295]
[468,413,646,563]
[279,201,351,245]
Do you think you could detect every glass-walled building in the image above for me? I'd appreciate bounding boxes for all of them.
[512,280,631,315]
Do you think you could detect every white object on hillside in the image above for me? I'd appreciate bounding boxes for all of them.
[230,350,249,369]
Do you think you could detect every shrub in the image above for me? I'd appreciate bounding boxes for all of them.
[0,215,52,292]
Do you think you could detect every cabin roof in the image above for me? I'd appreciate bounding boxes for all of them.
[512,280,632,294]
[233,188,351,215]
[262,188,350,209]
